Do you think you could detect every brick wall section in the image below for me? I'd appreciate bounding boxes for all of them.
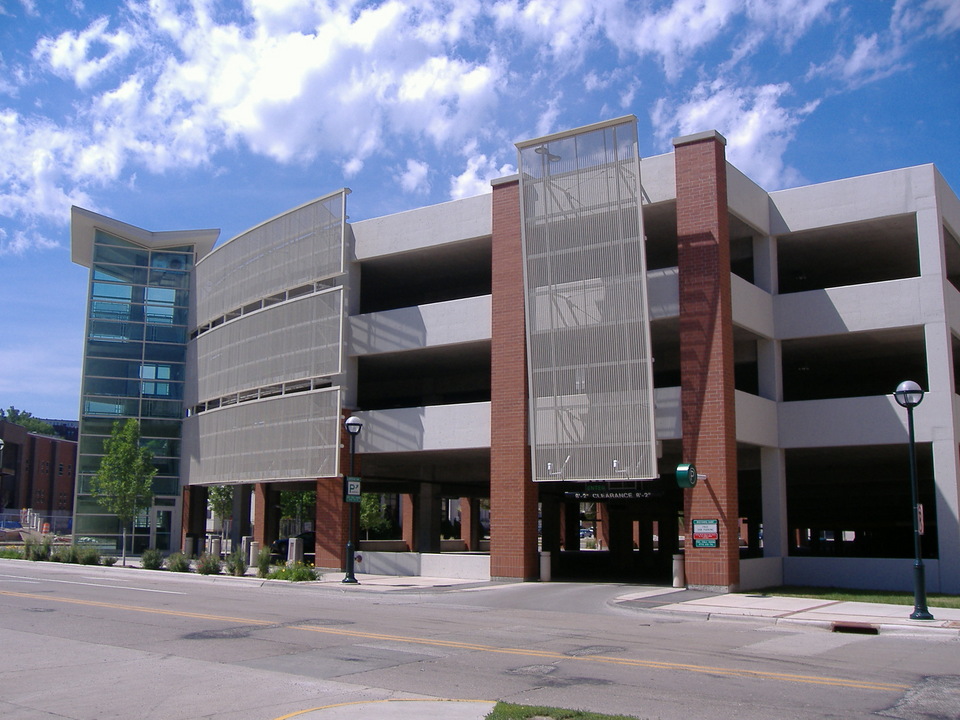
[673,132,740,591]
[401,493,416,551]
[182,485,208,554]
[490,178,539,580]
[314,411,355,570]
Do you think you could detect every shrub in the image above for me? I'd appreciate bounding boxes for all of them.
[102,555,118,566]
[52,545,82,563]
[25,538,52,561]
[267,562,318,582]
[225,549,247,577]
[166,552,191,572]
[0,548,23,559]
[196,552,222,575]
[256,547,272,579]
[78,547,101,565]
[141,548,164,570]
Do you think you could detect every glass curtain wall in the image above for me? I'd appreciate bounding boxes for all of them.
[74,229,195,554]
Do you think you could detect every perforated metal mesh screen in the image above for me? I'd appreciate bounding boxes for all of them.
[195,190,347,325]
[184,189,349,485]
[185,289,342,406]
[183,388,341,484]
[517,117,657,482]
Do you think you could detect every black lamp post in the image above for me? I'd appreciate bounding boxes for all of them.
[343,415,362,585]
[893,381,934,620]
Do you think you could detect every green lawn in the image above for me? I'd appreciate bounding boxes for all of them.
[751,586,960,609]
[486,703,639,720]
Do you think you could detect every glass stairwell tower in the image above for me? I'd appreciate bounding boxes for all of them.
[70,207,218,555]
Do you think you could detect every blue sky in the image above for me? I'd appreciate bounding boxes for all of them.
[1,0,959,421]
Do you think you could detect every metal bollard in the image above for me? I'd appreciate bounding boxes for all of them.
[249,541,260,566]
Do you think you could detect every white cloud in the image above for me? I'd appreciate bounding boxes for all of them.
[0,110,94,224]
[807,32,908,88]
[34,16,136,89]
[601,0,740,80]
[491,0,601,67]
[449,140,516,199]
[744,0,836,48]
[398,158,430,193]
[654,79,816,189]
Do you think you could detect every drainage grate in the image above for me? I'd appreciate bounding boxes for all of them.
[832,622,879,635]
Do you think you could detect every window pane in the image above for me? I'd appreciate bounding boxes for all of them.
[92,282,133,302]
[140,419,182,438]
[94,264,148,285]
[93,239,149,266]
[88,319,144,342]
[143,343,186,362]
[150,251,194,271]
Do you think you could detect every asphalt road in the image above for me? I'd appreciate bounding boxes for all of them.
[1,559,957,720]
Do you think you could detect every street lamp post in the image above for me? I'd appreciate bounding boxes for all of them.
[342,416,362,585]
[893,381,934,620]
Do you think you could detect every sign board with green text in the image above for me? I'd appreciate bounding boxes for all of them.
[692,519,719,548]
[343,476,362,503]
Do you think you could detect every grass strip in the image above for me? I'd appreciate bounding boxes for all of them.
[486,702,639,720]
[751,585,960,609]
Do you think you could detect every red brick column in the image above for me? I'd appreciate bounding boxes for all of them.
[181,484,207,556]
[314,412,355,570]
[674,131,740,591]
[459,497,480,551]
[315,476,348,569]
[490,177,538,580]
[401,493,416,551]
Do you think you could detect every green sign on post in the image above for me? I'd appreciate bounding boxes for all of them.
[344,476,362,503]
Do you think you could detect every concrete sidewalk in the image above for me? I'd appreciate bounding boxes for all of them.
[614,585,960,636]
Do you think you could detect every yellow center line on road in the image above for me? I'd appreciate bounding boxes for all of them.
[0,589,909,693]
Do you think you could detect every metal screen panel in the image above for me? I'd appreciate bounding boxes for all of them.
[182,387,341,484]
[195,190,347,325]
[186,288,342,406]
[517,116,657,482]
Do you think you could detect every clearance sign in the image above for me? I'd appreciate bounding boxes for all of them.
[692,519,719,548]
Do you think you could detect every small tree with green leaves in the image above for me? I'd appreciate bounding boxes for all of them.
[360,493,391,540]
[279,490,315,534]
[90,419,156,566]
[208,485,234,539]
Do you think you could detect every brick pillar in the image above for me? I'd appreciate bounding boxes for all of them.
[460,497,481,551]
[181,485,207,556]
[490,176,538,580]
[252,483,279,548]
[315,476,348,570]
[401,493,416,551]
[674,130,740,591]
[314,412,356,570]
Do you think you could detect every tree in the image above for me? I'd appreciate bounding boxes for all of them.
[208,485,234,539]
[279,490,315,530]
[1,407,55,436]
[359,493,391,539]
[90,419,156,566]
